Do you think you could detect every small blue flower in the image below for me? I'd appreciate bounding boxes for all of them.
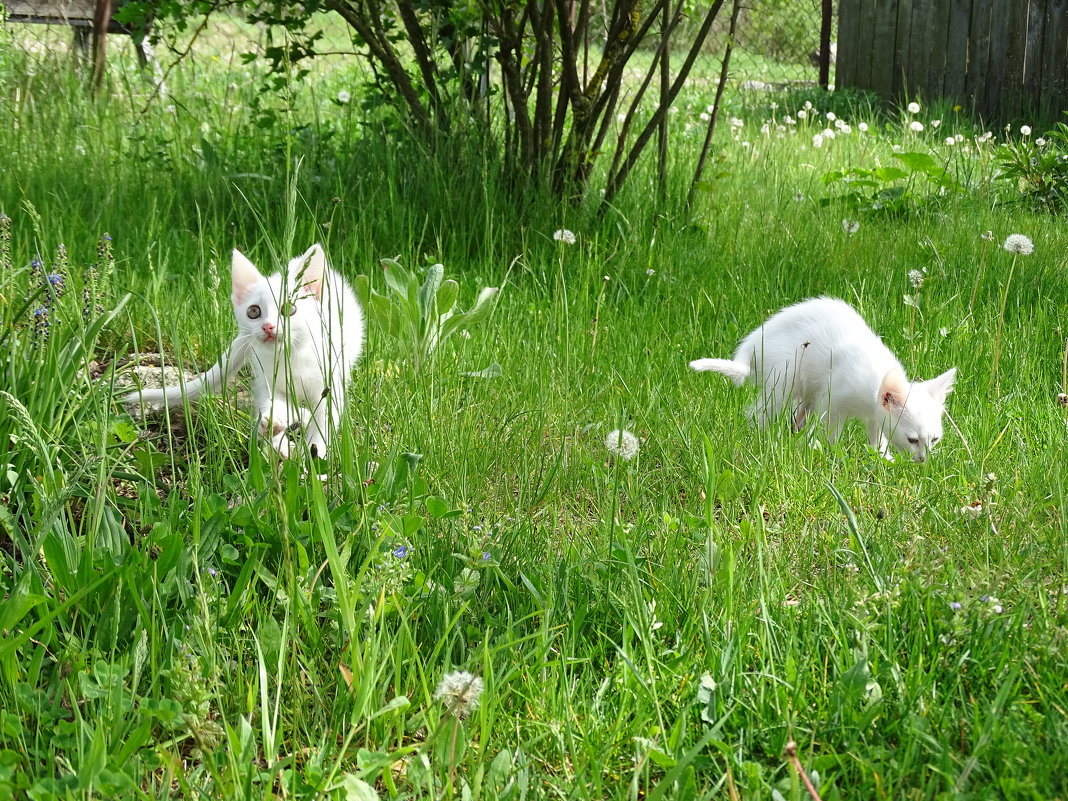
[392,545,409,559]
[949,601,962,610]
[30,258,42,268]
[481,552,491,562]
[32,307,48,318]
[48,273,64,285]
[472,524,482,531]
[206,567,218,577]
[979,595,992,602]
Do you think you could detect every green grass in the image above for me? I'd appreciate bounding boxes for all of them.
[1,16,1067,801]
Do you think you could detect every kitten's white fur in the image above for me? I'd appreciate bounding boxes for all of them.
[123,244,364,459]
[690,297,956,462]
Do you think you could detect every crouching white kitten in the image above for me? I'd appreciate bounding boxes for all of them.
[689,296,956,462]
[123,243,364,459]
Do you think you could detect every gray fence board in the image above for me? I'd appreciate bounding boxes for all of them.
[837,0,1068,120]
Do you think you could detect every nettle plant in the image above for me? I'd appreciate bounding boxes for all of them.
[821,151,964,216]
[356,259,498,372]
[994,119,1068,210]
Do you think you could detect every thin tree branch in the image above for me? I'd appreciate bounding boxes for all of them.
[686,0,741,213]
[599,0,726,212]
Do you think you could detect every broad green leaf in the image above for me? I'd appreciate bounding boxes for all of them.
[436,278,459,315]
[893,151,940,175]
[417,263,444,320]
[462,362,502,378]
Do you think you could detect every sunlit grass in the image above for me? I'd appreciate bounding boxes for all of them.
[1,18,1066,801]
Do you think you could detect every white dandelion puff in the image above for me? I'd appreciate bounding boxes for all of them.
[1020,125,1031,136]
[841,218,860,234]
[553,229,577,245]
[606,429,640,461]
[909,121,924,132]
[907,101,921,114]
[434,671,484,717]
[337,90,351,104]
[812,133,824,148]
[1002,233,1033,255]
[857,122,869,132]
[907,269,925,288]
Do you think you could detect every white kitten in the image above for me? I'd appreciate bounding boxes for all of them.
[689,297,956,462]
[123,244,364,459]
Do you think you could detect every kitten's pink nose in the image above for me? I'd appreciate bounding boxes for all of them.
[262,322,276,338]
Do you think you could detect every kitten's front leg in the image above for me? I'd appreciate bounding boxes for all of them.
[307,382,345,459]
[258,395,301,459]
[866,421,892,461]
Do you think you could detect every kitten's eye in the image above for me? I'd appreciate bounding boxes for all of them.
[907,436,920,445]
[283,302,296,316]
[247,305,261,320]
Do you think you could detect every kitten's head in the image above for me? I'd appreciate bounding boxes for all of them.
[880,367,957,462]
[230,244,328,347]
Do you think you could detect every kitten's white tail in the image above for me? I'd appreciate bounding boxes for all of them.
[121,342,248,409]
[688,358,750,386]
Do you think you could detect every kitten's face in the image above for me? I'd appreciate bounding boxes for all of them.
[230,246,326,347]
[883,368,957,462]
[888,397,945,462]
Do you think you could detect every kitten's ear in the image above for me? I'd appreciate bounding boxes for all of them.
[231,249,262,304]
[921,367,957,405]
[879,368,908,410]
[293,243,327,301]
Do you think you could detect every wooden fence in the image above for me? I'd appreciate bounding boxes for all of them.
[836,0,1068,121]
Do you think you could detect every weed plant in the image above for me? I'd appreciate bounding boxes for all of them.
[0,17,1066,801]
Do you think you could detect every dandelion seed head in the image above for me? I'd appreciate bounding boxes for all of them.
[1020,125,1031,136]
[337,90,351,104]
[434,670,483,717]
[811,133,824,148]
[1002,233,1034,255]
[858,122,869,132]
[841,218,860,234]
[907,269,925,288]
[553,229,576,245]
[605,429,640,461]
[909,121,925,132]
[907,101,921,114]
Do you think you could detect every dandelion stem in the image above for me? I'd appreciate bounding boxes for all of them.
[969,239,989,314]
[991,254,1017,389]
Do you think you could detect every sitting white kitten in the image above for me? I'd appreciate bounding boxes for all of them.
[123,244,364,458]
[689,296,956,462]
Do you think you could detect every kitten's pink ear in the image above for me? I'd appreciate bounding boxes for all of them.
[879,368,908,410]
[293,243,327,301]
[231,249,262,304]
[921,367,957,405]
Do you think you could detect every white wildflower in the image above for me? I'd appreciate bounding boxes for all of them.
[645,268,655,276]
[1002,233,1033,255]
[605,429,640,461]
[337,90,351,104]
[931,119,941,128]
[907,269,925,288]
[434,671,484,717]
[980,230,994,241]
[553,229,577,245]
[961,501,983,517]
[907,101,921,114]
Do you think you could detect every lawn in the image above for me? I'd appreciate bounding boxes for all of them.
[0,13,1066,801]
